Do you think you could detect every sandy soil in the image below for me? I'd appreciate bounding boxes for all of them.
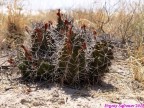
[0,48,144,108]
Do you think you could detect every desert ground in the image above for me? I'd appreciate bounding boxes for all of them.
[0,47,144,108]
[1,0,144,108]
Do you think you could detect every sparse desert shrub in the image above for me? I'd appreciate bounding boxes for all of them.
[17,10,114,87]
[129,45,144,83]
[131,60,144,83]
[4,0,27,50]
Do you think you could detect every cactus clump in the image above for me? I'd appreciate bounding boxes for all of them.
[88,40,114,85]
[18,10,114,87]
[18,22,56,81]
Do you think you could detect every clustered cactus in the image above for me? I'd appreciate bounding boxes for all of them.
[17,10,114,87]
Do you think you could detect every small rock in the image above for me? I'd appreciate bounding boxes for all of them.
[110,100,121,104]
[20,99,31,104]
[5,87,13,91]
[58,99,65,104]
[33,101,45,106]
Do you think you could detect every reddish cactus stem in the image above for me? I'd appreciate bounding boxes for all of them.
[21,45,29,53]
[7,58,15,65]
[27,56,32,61]
[35,28,43,43]
[69,25,72,35]
[93,31,97,35]
[93,31,97,40]
[66,25,72,39]
[82,42,87,50]
[65,26,73,54]
[21,45,32,61]
[64,20,69,25]
[48,21,53,28]
[25,26,30,34]
[44,23,48,31]
[81,24,86,31]
[57,9,61,18]
[66,31,70,39]
[49,21,53,25]
[66,39,72,54]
